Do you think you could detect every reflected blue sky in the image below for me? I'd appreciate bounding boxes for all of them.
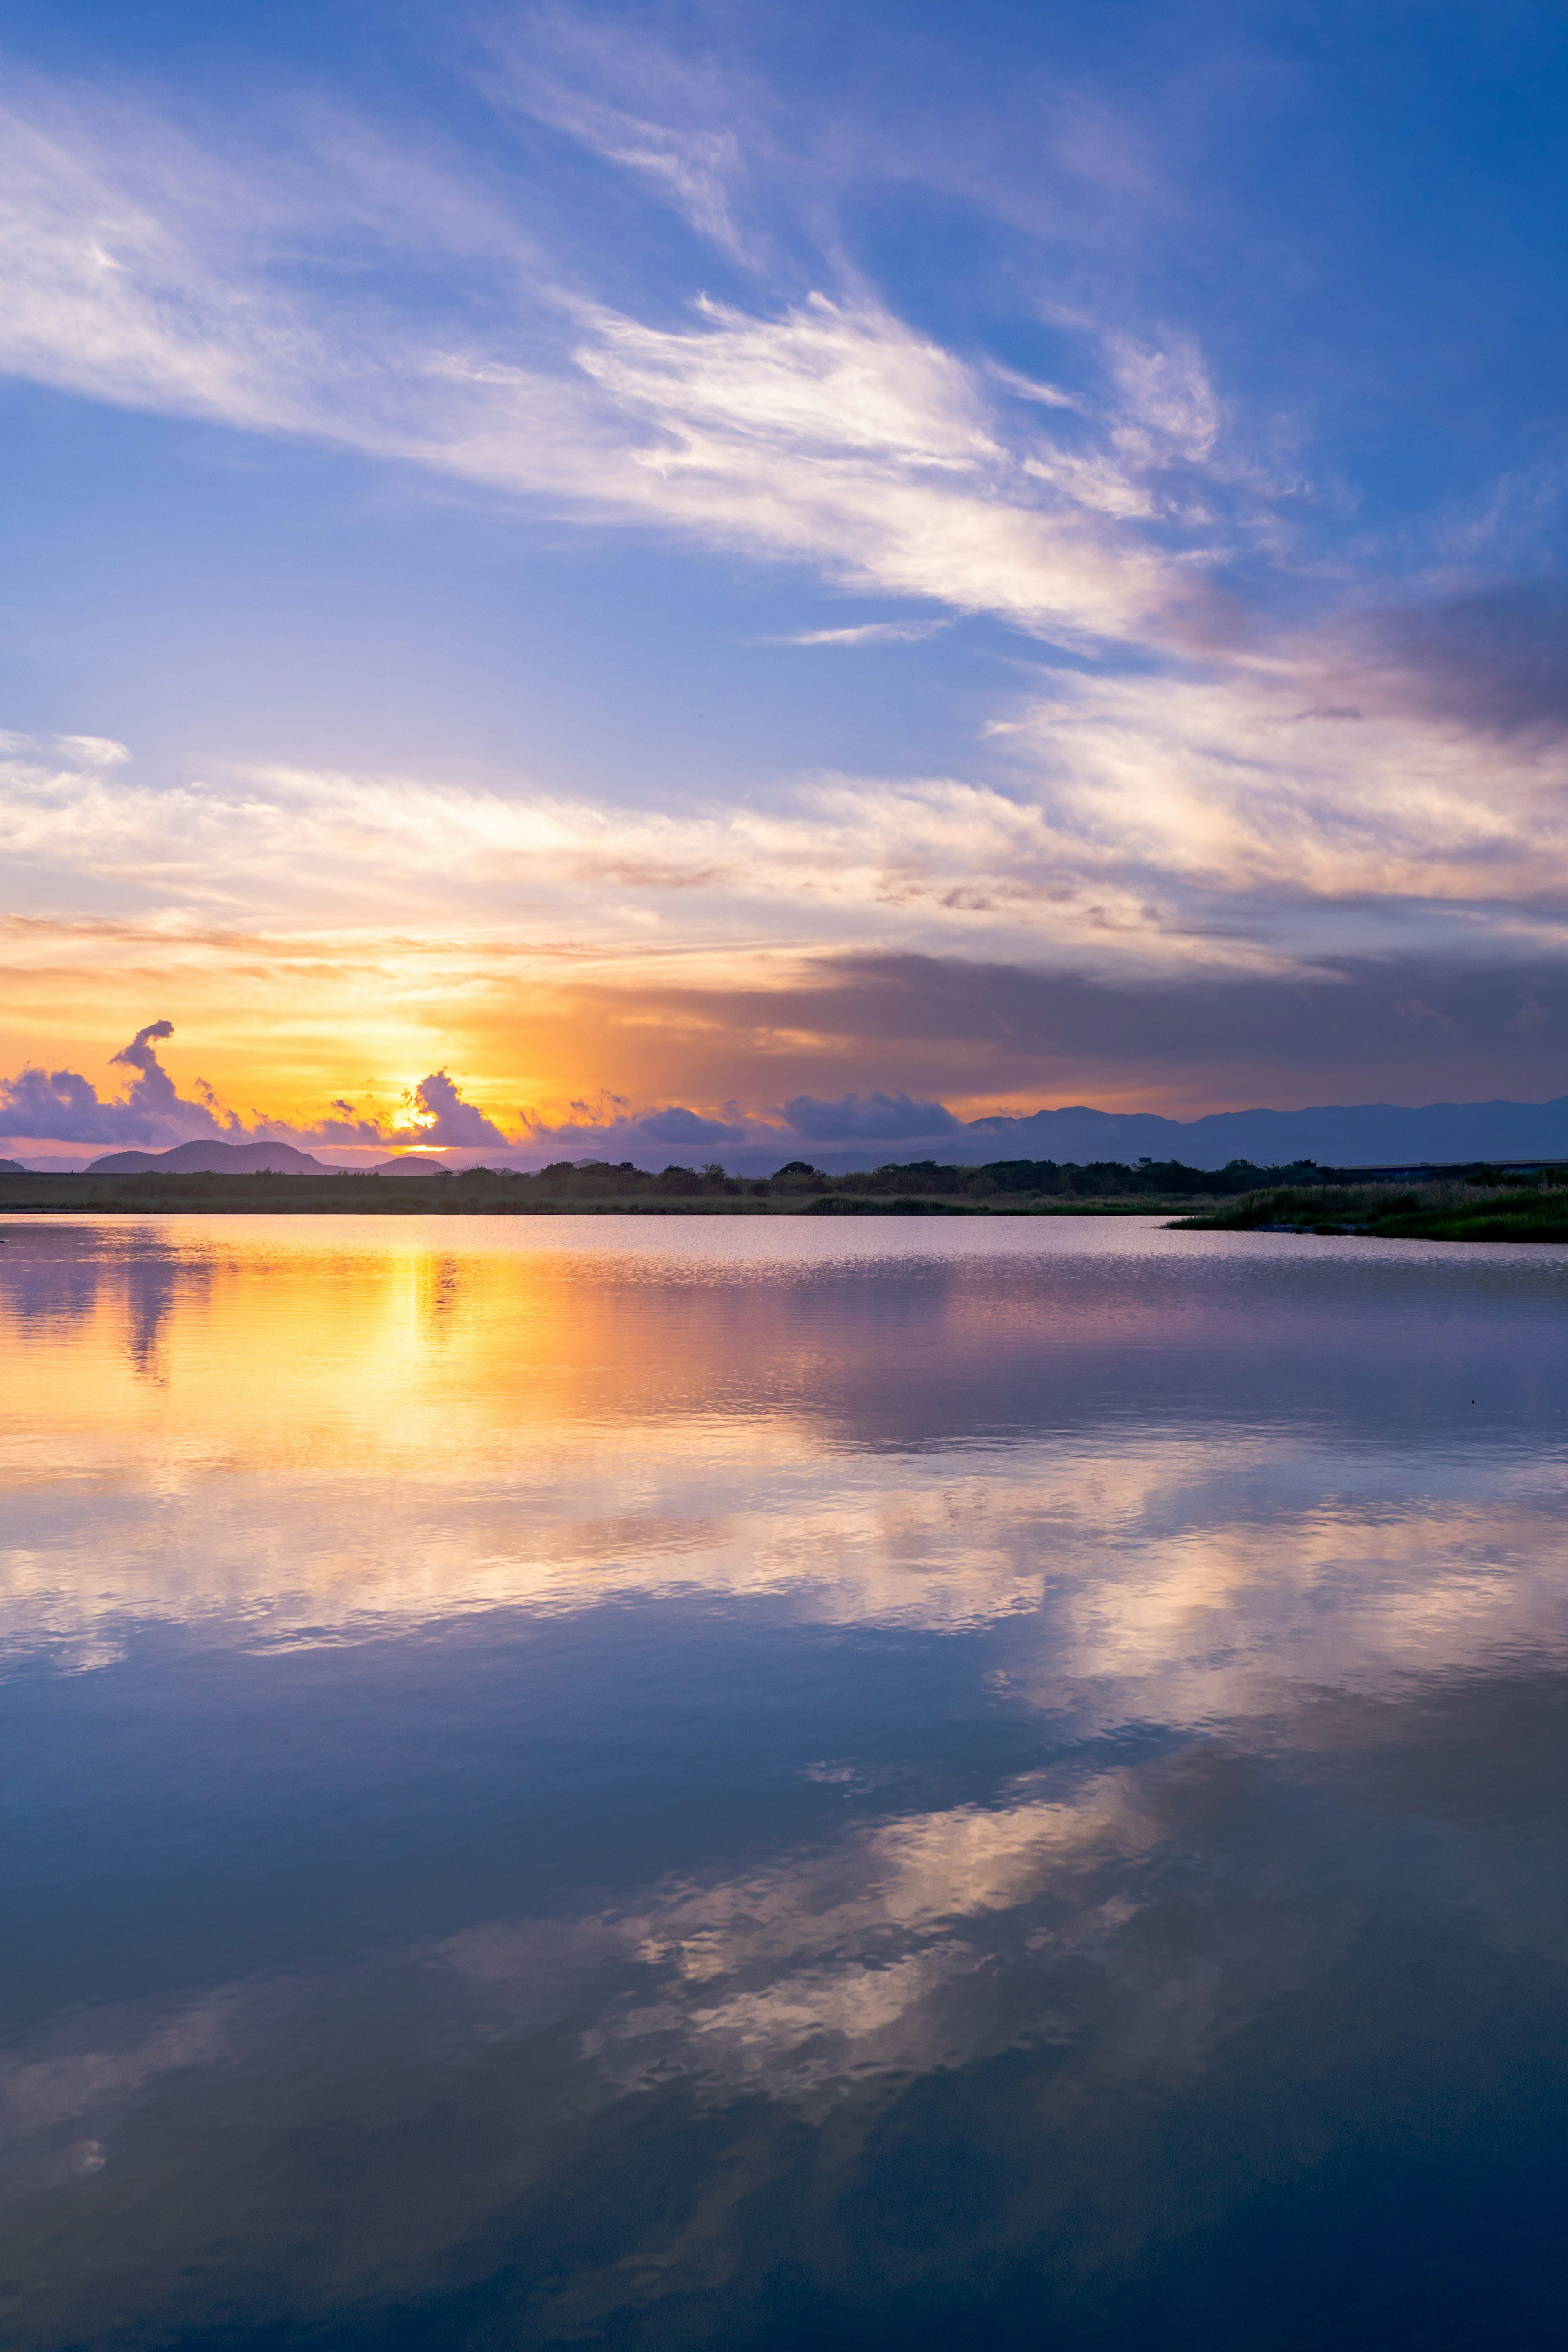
[6,1216,1568,2346]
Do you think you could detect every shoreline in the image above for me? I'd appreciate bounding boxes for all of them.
[9,1165,1566,1238]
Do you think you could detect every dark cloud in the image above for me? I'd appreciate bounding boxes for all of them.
[514,1094,962,1167]
[520,1102,750,1156]
[781,1090,959,1142]
[813,953,1568,1098]
[560,949,1568,1115]
[1350,584,1568,739]
[628,1105,747,1147]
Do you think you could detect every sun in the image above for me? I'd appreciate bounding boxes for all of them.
[395,1086,448,1151]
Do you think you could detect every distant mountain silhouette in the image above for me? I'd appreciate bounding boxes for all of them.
[63,1096,1568,1181]
[961,1096,1568,1171]
[85,1140,331,1174]
[719,1092,1568,1176]
[0,1157,23,1174]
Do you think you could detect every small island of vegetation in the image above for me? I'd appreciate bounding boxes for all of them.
[1170,1167,1568,1243]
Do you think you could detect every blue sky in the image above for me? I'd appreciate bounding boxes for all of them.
[3,0,1568,1160]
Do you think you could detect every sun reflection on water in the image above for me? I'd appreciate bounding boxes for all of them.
[8,1215,1568,2347]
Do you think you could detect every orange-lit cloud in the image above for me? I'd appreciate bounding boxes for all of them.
[2,57,1568,1138]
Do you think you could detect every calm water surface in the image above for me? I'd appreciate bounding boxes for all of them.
[6,1213,1568,2348]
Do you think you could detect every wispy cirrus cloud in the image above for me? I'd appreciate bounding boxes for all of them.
[0,70,1250,661]
[2,18,1567,1140]
[0,731,1227,973]
[9,656,1568,993]
[766,619,950,647]
[483,8,766,266]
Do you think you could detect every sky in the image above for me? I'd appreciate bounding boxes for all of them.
[4,0,1568,1165]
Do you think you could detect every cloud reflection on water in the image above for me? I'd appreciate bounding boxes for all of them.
[7,1217,1568,2345]
[6,1218,1568,1691]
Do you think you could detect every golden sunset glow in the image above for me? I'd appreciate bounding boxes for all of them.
[9,1218,1568,1698]
[9,11,1568,2346]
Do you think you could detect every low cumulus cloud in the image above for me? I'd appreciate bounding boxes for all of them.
[0,1016,974,1167]
[780,1089,960,1142]
[396,1070,510,1148]
[0,1024,514,1156]
[0,1023,824,1164]
[517,1100,752,1159]
[511,1089,971,1166]
[0,1020,241,1147]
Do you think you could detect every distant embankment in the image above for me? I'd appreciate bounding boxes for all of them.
[0,1154,1346,1216]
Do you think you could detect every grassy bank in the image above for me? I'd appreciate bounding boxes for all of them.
[1171,1174,1568,1243]
[0,1172,1216,1217]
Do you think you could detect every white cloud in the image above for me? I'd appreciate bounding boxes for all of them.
[479,6,771,264]
[9,652,1568,1018]
[1103,327,1223,467]
[0,78,1243,661]
[493,72,755,264]
[0,101,325,434]
[767,619,949,646]
[1009,651,1568,922]
[0,733,1276,978]
[0,58,1563,1008]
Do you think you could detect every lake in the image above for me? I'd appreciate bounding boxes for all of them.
[6,1212,1568,2349]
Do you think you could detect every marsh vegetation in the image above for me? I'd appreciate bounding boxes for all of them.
[1173,1168,1568,1243]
